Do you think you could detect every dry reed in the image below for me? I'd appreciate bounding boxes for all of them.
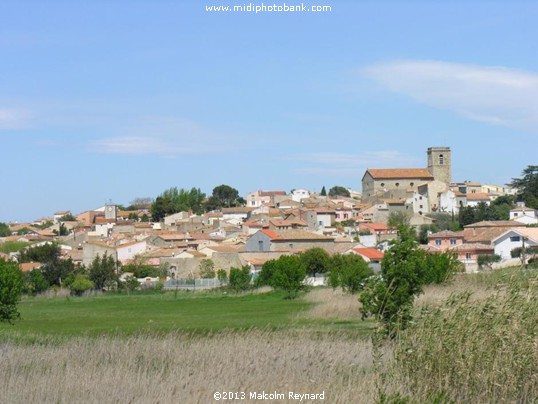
[0,329,382,404]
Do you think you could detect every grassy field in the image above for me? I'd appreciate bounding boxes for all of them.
[1,269,536,403]
[0,288,372,341]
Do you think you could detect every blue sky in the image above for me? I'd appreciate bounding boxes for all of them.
[1,0,537,222]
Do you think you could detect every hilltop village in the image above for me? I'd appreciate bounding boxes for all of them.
[2,147,537,284]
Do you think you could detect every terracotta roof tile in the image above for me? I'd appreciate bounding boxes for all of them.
[366,168,434,180]
[352,248,384,260]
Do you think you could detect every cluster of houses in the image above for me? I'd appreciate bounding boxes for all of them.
[2,146,537,279]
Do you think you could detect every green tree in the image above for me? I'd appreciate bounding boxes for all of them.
[422,251,461,284]
[199,259,216,279]
[0,259,24,323]
[23,269,49,295]
[300,248,331,276]
[320,186,327,196]
[328,254,373,294]
[88,253,118,290]
[217,269,228,283]
[150,195,177,222]
[123,275,140,291]
[359,225,428,337]
[69,274,94,296]
[328,186,350,198]
[58,213,77,221]
[477,254,502,270]
[206,184,243,210]
[19,243,75,286]
[228,265,251,292]
[0,222,11,237]
[510,165,538,209]
[269,255,306,299]
[387,211,410,228]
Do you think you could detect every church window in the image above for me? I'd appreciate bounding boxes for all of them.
[439,154,444,165]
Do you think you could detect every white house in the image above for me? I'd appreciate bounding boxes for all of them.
[491,228,538,260]
[115,240,148,264]
[510,202,538,225]
[291,188,310,202]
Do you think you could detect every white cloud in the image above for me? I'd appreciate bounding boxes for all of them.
[92,116,243,157]
[0,108,31,130]
[287,150,421,177]
[362,60,538,131]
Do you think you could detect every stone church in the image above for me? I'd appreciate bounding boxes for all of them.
[361,147,451,211]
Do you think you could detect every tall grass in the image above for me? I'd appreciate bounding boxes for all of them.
[0,330,383,404]
[386,274,538,402]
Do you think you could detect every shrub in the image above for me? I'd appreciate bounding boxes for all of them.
[0,259,24,323]
[328,254,372,294]
[216,269,228,283]
[199,259,216,279]
[69,274,94,296]
[477,254,501,270]
[422,251,462,284]
[269,255,306,299]
[300,248,331,276]
[228,266,251,292]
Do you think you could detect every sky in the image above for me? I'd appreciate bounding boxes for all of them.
[1,0,537,222]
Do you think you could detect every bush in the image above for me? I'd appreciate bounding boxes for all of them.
[328,254,372,294]
[123,275,140,291]
[422,251,462,284]
[300,248,331,276]
[268,255,306,299]
[477,254,501,270]
[217,269,228,283]
[0,259,24,323]
[228,266,251,292]
[199,259,216,279]
[23,268,49,295]
[69,274,94,296]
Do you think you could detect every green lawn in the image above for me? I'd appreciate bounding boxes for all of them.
[1,290,370,340]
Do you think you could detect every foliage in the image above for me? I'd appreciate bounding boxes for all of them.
[205,184,244,210]
[509,165,538,209]
[53,223,69,236]
[327,254,373,294]
[267,255,306,299]
[228,266,252,292]
[129,197,154,209]
[58,213,77,222]
[394,279,538,402]
[387,211,409,228]
[151,187,206,221]
[510,246,538,258]
[0,259,24,323]
[423,251,462,284]
[217,269,228,283]
[328,186,350,197]
[19,243,61,264]
[198,259,216,279]
[0,241,32,253]
[418,212,460,243]
[22,269,49,296]
[88,253,118,290]
[359,225,427,337]
[458,197,514,228]
[320,186,327,196]
[19,243,75,286]
[140,213,150,222]
[0,222,11,237]
[300,248,331,276]
[477,254,502,270]
[69,274,95,296]
[122,275,140,291]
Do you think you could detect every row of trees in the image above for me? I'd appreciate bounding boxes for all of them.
[151,185,245,221]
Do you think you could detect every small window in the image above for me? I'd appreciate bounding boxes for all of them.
[395,182,400,187]
[289,243,294,249]
[410,182,414,187]
[465,253,472,259]
[514,212,518,216]
[380,183,385,187]
[510,236,521,242]
[419,205,423,209]
[439,154,444,165]
[450,239,456,245]
[435,240,442,246]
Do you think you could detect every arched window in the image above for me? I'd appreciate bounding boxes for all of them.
[439,154,444,165]
[395,182,400,187]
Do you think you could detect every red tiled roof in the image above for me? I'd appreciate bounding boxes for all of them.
[261,229,282,240]
[466,193,490,201]
[352,248,384,260]
[365,168,434,180]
